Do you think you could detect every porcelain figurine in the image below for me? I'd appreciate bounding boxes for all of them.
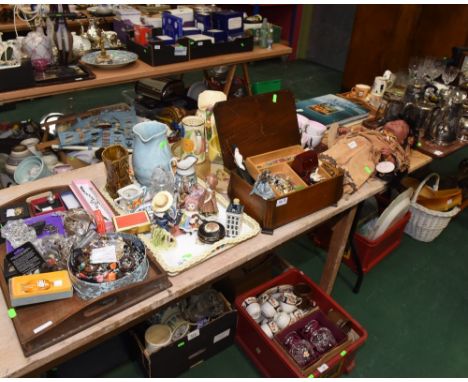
[198,174,218,216]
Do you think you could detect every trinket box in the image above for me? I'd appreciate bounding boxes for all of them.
[28,192,66,217]
[70,179,115,233]
[0,202,29,224]
[9,270,73,307]
[113,211,152,234]
[214,90,344,232]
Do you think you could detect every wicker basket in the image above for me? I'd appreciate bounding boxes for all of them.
[405,173,460,242]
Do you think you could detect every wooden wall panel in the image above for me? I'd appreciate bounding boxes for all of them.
[342,4,468,90]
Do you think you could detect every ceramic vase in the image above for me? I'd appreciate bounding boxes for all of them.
[101,144,132,199]
[132,121,174,187]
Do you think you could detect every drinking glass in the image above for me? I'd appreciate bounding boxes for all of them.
[283,331,316,367]
[442,65,460,86]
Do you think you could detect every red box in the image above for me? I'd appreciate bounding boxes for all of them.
[343,211,411,274]
[234,268,367,378]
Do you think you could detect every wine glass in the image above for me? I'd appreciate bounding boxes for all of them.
[426,58,444,81]
[442,65,460,86]
[408,56,421,81]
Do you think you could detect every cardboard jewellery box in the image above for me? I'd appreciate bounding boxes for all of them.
[214,90,344,232]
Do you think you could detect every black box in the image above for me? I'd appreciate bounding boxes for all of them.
[126,29,189,66]
[187,34,254,60]
[0,60,35,92]
[131,293,236,377]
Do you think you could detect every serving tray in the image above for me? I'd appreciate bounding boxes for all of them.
[0,185,171,356]
[100,182,261,276]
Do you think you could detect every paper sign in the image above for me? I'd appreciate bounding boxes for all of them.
[33,320,53,334]
[187,329,200,341]
[317,363,329,373]
[90,246,116,264]
[213,329,230,344]
[174,46,187,56]
[276,197,288,207]
[348,141,357,149]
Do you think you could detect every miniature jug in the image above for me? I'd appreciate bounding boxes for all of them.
[132,121,174,186]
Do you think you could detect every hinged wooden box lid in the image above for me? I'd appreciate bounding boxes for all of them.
[213,90,301,170]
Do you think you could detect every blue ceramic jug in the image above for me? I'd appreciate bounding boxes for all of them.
[132,121,173,186]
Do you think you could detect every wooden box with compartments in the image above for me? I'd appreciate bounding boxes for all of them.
[214,90,344,232]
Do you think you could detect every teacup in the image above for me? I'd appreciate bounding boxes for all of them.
[275,311,291,330]
[289,309,306,324]
[114,184,147,212]
[351,84,371,99]
[242,296,261,321]
[258,293,270,304]
[261,296,280,318]
[280,292,302,313]
[261,320,280,339]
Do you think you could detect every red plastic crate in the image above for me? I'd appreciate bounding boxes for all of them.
[343,211,411,274]
[234,268,367,378]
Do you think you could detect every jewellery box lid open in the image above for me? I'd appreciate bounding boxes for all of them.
[213,90,301,170]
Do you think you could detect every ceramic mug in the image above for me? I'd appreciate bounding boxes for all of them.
[181,116,206,163]
[371,76,391,96]
[114,184,147,212]
[351,84,371,99]
[280,292,302,313]
[242,296,261,321]
[163,312,190,342]
[275,311,291,330]
[261,320,280,339]
[145,324,172,354]
[261,296,280,318]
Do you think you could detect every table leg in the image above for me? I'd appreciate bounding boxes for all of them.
[319,206,358,294]
[223,65,237,96]
[241,63,253,96]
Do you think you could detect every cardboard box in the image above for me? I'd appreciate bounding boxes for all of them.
[213,90,344,232]
[131,292,236,377]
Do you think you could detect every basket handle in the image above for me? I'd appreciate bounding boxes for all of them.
[411,173,440,203]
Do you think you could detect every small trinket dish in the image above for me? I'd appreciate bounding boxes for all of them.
[113,211,152,234]
[197,221,226,244]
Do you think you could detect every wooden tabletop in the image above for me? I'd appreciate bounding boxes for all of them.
[0,44,292,104]
[0,148,431,377]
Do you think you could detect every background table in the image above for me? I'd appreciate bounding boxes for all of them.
[0,44,292,104]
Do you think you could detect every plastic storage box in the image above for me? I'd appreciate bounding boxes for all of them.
[234,268,367,377]
[252,79,282,95]
[343,211,411,274]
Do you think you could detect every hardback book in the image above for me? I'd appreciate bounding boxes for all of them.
[296,94,369,126]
